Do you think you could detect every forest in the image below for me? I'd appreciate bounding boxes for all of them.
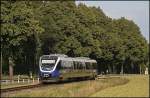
[1,1,149,78]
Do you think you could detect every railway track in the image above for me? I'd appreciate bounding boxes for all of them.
[1,79,86,93]
[1,74,138,93]
[95,74,121,80]
[95,74,147,80]
[1,83,42,93]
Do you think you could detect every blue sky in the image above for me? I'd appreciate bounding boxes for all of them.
[75,1,149,42]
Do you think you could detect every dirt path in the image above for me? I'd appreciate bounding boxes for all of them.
[91,75,149,97]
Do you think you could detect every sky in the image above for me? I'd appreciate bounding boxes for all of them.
[75,1,149,42]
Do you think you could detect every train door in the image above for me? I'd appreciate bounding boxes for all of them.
[85,62,93,76]
[60,60,74,79]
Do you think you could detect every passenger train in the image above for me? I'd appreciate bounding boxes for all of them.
[39,54,98,82]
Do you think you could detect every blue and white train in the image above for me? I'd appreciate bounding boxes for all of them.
[39,54,98,82]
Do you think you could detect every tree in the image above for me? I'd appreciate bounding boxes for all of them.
[1,1,44,80]
[112,17,149,74]
[1,1,148,76]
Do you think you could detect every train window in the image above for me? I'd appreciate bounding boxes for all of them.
[77,62,79,69]
[82,62,86,70]
[70,61,74,70]
[69,61,73,69]
[76,62,79,69]
[86,62,95,69]
[91,62,94,69]
[79,62,83,69]
[80,62,83,69]
[63,61,66,69]
[73,61,78,70]
[73,61,86,70]
[92,62,97,69]
[61,60,73,70]
[85,62,90,69]
[61,60,67,69]
[73,61,76,69]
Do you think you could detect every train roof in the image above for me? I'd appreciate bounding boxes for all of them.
[40,54,67,59]
[60,57,97,63]
[59,56,96,63]
[40,54,97,63]
[49,54,68,57]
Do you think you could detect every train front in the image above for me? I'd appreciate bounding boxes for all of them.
[39,55,60,82]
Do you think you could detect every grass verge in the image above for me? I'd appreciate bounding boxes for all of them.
[91,75,149,97]
[2,77,128,97]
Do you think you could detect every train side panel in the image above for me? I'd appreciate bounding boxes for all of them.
[58,60,98,80]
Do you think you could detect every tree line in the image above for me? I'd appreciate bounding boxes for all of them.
[1,1,149,79]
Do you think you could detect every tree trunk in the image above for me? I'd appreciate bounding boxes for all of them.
[0,50,2,80]
[9,64,13,81]
[140,65,141,74]
[131,62,134,74]
[108,65,112,74]
[9,57,14,81]
[121,63,123,74]
[113,65,116,74]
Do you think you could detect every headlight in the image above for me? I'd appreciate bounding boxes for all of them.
[44,74,49,77]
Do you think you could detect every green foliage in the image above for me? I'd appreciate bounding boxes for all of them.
[1,1,44,74]
[1,1,149,74]
[1,1,44,57]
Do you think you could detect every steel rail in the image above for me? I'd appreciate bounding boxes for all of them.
[1,83,42,93]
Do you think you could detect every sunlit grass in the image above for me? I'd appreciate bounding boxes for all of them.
[91,75,149,97]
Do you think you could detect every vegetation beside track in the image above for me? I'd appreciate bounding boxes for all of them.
[1,81,39,89]
[91,75,149,97]
[2,76,128,97]
[1,75,39,89]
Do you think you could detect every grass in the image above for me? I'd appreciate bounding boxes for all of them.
[91,75,149,97]
[1,80,39,89]
[2,75,148,97]
[1,75,39,89]
[1,77,128,97]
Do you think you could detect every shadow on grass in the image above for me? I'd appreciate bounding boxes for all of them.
[41,77,94,85]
